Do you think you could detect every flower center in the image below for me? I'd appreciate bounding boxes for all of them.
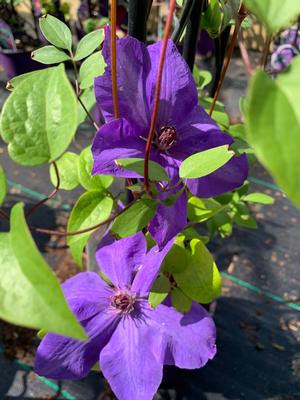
[111,290,136,314]
[156,126,177,151]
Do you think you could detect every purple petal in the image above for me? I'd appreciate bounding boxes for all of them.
[95,27,150,131]
[149,302,216,369]
[96,233,147,289]
[100,312,164,400]
[148,188,187,250]
[62,272,113,321]
[186,154,248,198]
[92,118,147,178]
[35,311,118,380]
[132,239,174,296]
[146,40,198,129]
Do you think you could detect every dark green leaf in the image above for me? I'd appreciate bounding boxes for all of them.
[79,51,105,89]
[188,196,223,222]
[31,45,70,64]
[0,203,86,339]
[74,29,104,61]
[39,14,72,50]
[49,152,79,190]
[179,145,234,179]
[149,275,170,308]
[78,146,113,191]
[116,158,169,181]
[112,198,157,237]
[67,191,113,267]
[0,65,77,166]
[171,287,192,312]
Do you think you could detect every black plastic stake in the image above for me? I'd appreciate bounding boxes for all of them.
[182,0,204,72]
[128,0,152,42]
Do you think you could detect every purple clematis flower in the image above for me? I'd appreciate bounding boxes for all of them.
[92,28,248,247]
[35,233,216,400]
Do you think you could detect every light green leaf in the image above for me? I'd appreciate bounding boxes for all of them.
[0,65,77,166]
[244,0,300,32]
[173,239,222,304]
[193,68,212,90]
[77,88,96,126]
[6,71,38,91]
[79,51,105,89]
[188,196,223,222]
[149,274,170,308]
[78,146,113,191]
[246,58,300,208]
[179,145,234,179]
[242,193,274,204]
[31,45,70,64]
[74,29,104,61]
[112,198,157,237]
[171,287,192,312]
[67,191,113,267]
[116,158,169,181]
[0,166,7,206]
[49,152,80,190]
[39,14,72,50]
[0,203,86,339]
[162,242,187,274]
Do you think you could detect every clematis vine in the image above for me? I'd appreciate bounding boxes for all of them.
[35,233,216,400]
[92,28,248,248]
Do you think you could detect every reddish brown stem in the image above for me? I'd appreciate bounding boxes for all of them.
[209,6,246,116]
[144,0,176,193]
[32,199,137,237]
[238,31,253,76]
[0,209,9,221]
[26,161,60,218]
[260,34,272,70]
[111,0,119,119]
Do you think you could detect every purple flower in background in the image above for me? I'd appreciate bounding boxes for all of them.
[35,233,216,400]
[92,28,248,247]
[271,44,299,74]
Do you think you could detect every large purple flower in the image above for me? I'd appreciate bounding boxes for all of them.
[92,29,248,247]
[35,233,216,400]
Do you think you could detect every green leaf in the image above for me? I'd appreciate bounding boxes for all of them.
[244,0,300,32]
[179,145,234,179]
[149,274,170,308]
[112,198,157,237]
[233,204,257,229]
[246,58,300,208]
[0,203,86,339]
[77,88,96,126]
[6,71,38,91]
[193,68,212,90]
[162,242,187,274]
[49,152,79,190]
[173,239,222,304]
[171,287,192,312]
[31,45,70,64]
[116,158,169,181]
[188,196,223,222]
[78,146,113,191]
[0,65,77,166]
[208,211,233,237]
[74,29,104,61]
[79,51,105,89]
[0,166,7,206]
[39,14,72,50]
[242,193,274,205]
[67,191,113,267]
[200,97,230,129]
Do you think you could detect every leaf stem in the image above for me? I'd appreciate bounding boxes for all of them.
[111,0,119,119]
[144,0,176,194]
[209,5,246,116]
[32,198,138,237]
[260,33,272,70]
[26,161,60,218]
[0,209,9,221]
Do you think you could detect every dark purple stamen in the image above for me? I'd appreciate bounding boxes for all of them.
[111,290,136,314]
[157,126,177,151]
